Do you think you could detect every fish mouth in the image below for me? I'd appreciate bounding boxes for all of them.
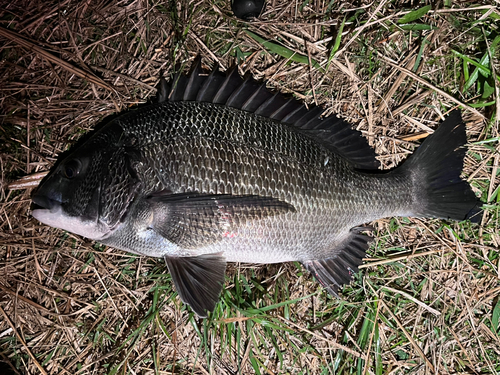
[32,198,112,241]
[31,193,64,229]
[32,194,61,211]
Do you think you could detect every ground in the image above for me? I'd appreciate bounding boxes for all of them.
[0,0,499,374]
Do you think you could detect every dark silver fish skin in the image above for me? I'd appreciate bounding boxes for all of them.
[105,100,413,259]
[32,61,482,317]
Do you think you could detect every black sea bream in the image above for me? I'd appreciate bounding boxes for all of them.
[32,60,482,317]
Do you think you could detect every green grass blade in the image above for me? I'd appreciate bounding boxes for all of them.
[469,100,496,108]
[245,30,323,71]
[453,35,500,92]
[489,185,500,204]
[249,354,262,375]
[374,323,383,375]
[493,299,500,334]
[452,50,491,77]
[471,137,500,145]
[399,24,436,31]
[413,36,430,71]
[240,292,315,315]
[327,16,346,65]
[480,8,500,20]
[397,5,432,24]
[463,58,470,82]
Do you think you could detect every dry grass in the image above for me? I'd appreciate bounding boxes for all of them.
[1,0,499,374]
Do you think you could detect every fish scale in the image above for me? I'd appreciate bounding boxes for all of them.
[104,100,411,260]
[32,61,482,317]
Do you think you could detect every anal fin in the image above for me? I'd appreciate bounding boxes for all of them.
[165,253,226,317]
[302,230,371,297]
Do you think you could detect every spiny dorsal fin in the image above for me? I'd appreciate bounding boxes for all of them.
[160,58,380,170]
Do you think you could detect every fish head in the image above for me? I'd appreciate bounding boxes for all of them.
[32,133,139,241]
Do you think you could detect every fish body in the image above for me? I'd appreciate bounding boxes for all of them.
[32,61,482,316]
[87,100,411,262]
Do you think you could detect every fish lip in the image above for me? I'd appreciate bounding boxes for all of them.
[32,194,61,211]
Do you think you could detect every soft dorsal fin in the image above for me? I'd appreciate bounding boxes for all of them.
[157,58,380,170]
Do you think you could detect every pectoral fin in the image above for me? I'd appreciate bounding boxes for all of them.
[302,230,371,297]
[148,192,295,248]
[165,253,227,317]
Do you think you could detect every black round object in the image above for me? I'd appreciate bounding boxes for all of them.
[231,0,265,20]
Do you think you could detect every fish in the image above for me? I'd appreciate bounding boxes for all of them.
[31,59,483,317]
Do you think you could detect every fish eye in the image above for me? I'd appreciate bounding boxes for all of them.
[63,159,82,179]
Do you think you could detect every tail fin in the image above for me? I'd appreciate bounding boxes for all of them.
[398,110,482,223]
